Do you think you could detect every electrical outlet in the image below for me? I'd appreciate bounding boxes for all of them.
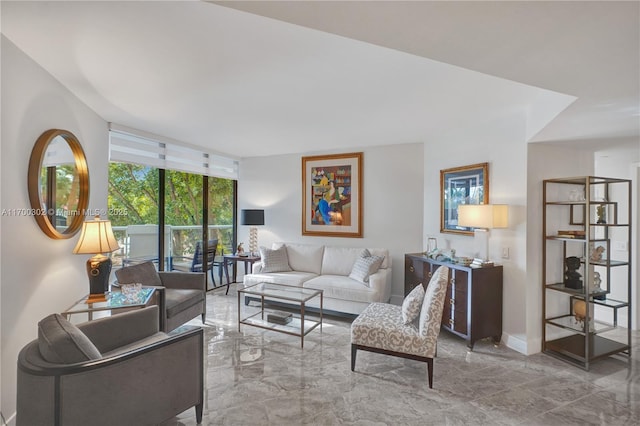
[612,241,628,251]
[502,247,510,259]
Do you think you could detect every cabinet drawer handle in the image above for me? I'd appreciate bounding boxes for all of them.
[409,266,415,273]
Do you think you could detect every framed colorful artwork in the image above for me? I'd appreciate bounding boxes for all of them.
[440,162,489,235]
[302,152,363,237]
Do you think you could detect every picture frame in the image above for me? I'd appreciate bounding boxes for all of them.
[302,152,363,237]
[440,162,489,235]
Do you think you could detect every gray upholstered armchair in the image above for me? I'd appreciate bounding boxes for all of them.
[116,261,206,332]
[17,306,203,425]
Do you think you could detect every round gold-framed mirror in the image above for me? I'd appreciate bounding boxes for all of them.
[28,129,90,239]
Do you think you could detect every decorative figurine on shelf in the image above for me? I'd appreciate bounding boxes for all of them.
[596,204,607,224]
[591,271,607,301]
[564,256,583,289]
[589,245,606,262]
[237,243,247,257]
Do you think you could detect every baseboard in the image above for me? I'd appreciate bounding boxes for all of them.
[501,332,539,355]
[389,294,403,305]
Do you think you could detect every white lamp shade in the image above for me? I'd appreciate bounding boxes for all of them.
[458,204,508,229]
[73,216,120,254]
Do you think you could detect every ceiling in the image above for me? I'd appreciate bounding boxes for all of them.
[2,1,638,158]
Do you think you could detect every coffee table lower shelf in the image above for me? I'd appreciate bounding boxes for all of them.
[240,311,321,346]
[237,282,323,348]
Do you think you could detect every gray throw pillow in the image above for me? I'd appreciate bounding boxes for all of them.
[349,249,384,285]
[259,245,292,273]
[115,261,162,287]
[38,314,101,363]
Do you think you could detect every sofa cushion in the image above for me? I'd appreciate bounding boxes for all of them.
[349,249,384,284]
[401,284,425,325]
[38,314,101,363]
[260,245,292,273]
[165,288,204,319]
[244,271,318,287]
[275,243,324,274]
[115,261,163,287]
[304,275,378,304]
[321,246,366,276]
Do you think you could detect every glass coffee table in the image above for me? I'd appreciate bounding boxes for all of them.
[62,288,156,321]
[237,282,323,348]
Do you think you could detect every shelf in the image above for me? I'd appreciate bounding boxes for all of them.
[240,312,320,336]
[542,176,631,370]
[545,334,630,365]
[545,314,616,335]
[545,283,606,297]
[589,259,629,267]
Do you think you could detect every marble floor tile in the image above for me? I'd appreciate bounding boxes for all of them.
[160,285,640,425]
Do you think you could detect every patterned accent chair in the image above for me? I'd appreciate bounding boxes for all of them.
[350,266,450,388]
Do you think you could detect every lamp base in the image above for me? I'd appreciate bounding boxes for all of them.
[86,254,112,296]
[249,227,258,256]
[473,228,490,262]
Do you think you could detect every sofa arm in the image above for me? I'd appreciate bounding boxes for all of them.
[78,306,160,354]
[368,268,393,303]
[251,262,264,274]
[159,271,205,291]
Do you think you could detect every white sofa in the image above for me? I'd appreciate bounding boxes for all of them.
[242,242,392,315]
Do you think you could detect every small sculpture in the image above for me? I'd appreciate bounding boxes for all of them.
[237,243,245,255]
[589,245,605,262]
[596,205,607,224]
[564,256,583,289]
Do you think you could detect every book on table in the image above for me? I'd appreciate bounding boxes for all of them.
[267,311,292,325]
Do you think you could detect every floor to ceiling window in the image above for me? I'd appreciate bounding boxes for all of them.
[107,125,238,289]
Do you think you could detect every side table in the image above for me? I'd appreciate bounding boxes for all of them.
[62,288,156,321]
[223,254,261,293]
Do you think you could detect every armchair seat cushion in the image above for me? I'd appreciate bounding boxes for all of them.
[351,303,428,358]
[165,289,204,319]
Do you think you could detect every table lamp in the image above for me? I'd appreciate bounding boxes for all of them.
[73,215,120,299]
[457,204,508,263]
[241,209,264,256]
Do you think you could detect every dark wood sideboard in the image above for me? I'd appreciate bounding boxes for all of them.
[404,253,503,351]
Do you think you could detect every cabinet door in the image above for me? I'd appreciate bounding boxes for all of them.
[404,256,425,295]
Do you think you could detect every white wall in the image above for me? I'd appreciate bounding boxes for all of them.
[0,37,108,423]
[238,143,424,303]
[423,114,531,353]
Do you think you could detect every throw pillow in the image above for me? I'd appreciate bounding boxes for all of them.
[38,314,101,363]
[115,261,162,287]
[401,284,425,325]
[419,266,450,337]
[348,249,384,285]
[260,245,292,273]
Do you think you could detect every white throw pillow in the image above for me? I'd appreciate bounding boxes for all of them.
[259,245,292,273]
[348,249,384,285]
[401,284,425,325]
